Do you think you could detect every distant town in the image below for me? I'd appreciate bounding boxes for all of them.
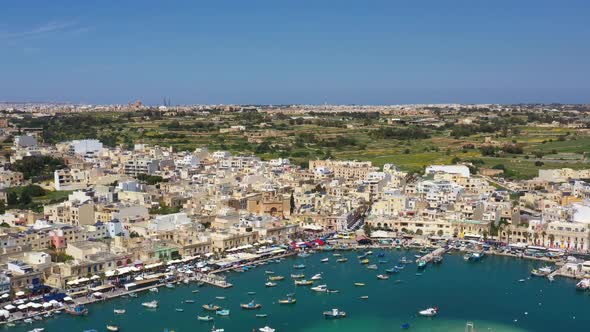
[0,103,589,326]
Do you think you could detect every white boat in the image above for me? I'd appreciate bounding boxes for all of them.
[149,287,159,293]
[311,284,328,292]
[142,300,158,309]
[166,283,175,289]
[323,308,346,319]
[23,318,33,324]
[311,273,322,280]
[419,307,438,317]
[265,282,277,287]
[106,325,119,332]
[129,292,138,298]
[28,329,45,332]
[321,258,329,263]
[114,309,126,314]
[531,266,553,277]
[259,327,276,332]
[367,264,378,270]
[576,278,590,291]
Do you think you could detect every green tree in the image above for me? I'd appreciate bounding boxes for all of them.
[7,192,18,205]
[0,200,5,214]
[363,223,372,237]
[289,192,295,214]
[19,192,32,205]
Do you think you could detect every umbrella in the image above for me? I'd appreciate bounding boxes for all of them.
[15,291,25,297]
[63,296,73,302]
[42,303,52,308]
[0,294,9,299]
[17,304,28,311]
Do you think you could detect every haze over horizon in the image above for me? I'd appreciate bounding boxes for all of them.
[2,0,589,105]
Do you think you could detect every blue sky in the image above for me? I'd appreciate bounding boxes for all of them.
[1,0,589,105]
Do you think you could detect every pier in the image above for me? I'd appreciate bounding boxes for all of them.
[416,247,447,263]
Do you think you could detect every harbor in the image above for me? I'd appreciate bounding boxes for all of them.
[3,247,590,332]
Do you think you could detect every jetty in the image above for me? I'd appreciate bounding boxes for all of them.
[416,247,447,263]
[195,273,233,288]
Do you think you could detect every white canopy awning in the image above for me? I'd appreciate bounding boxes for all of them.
[63,296,73,302]
[15,291,25,296]
[3,304,15,310]
[17,304,28,310]
[42,303,52,308]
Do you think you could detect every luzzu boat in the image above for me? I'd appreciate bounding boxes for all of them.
[278,297,296,304]
[293,264,306,269]
[294,279,313,286]
[241,301,262,310]
[203,304,221,311]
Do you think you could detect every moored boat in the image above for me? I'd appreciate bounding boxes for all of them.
[360,258,369,264]
[311,284,328,292]
[293,264,306,269]
[255,314,268,318]
[377,274,389,280]
[241,300,262,310]
[531,266,553,277]
[321,258,329,263]
[576,279,590,291]
[265,282,277,287]
[419,307,438,317]
[433,256,443,264]
[337,258,348,263]
[66,304,89,316]
[216,309,230,316]
[290,274,305,279]
[203,304,221,311]
[294,279,313,286]
[268,275,284,281]
[323,308,346,319]
[417,260,427,269]
[166,283,175,288]
[278,297,296,304]
[367,264,378,270]
[113,309,126,314]
[142,300,158,309]
[359,295,369,299]
[106,325,119,332]
[311,273,322,280]
[197,315,214,321]
[354,282,365,286]
[259,326,275,332]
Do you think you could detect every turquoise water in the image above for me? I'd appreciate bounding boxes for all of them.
[9,250,589,332]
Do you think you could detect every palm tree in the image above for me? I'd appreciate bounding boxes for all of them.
[548,234,555,248]
[533,232,539,245]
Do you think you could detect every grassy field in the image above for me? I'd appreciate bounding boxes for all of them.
[7,111,590,180]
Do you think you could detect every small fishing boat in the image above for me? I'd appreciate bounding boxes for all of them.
[311,284,328,292]
[23,318,33,324]
[29,329,45,332]
[203,304,221,311]
[291,274,305,279]
[359,295,369,300]
[211,327,224,332]
[278,297,296,304]
[149,287,159,293]
[323,308,346,319]
[248,292,257,295]
[433,256,443,264]
[33,316,42,321]
[216,309,230,316]
[255,314,268,318]
[265,271,275,275]
[395,265,405,270]
[377,274,389,280]
[268,275,284,281]
[385,268,398,274]
[367,264,378,270]
[399,257,410,264]
[417,260,427,269]
[241,301,262,310]
[114,309,126,314]
[129,292,138,298]
[416,273,423,276]
[354,282,365,286]
[142,300,158,309]
[337,258,348,263]
[265,282,277,287]
[43,312,53,318]
[321,258,329,263]
[66,304,89,316]
[192,290,200,293]
[106,325,120,332]
[419,307,438,317]
[293,264,306,269]
[166,283,175,289]
[259,326,275,332]
[294,279,313,286]
[215,296,226,300]
[185,299,196,303]
[197,315,214,321]
[414,255,422,259]
[360,258,369,264]
[378,260,388,264]
[327,289,339,293]
[298,252,310,258]
[198,282,206,287]
[366,251,373,255]
[518,279,526,283]
[311,273,322,280]
[333,253,341,257]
